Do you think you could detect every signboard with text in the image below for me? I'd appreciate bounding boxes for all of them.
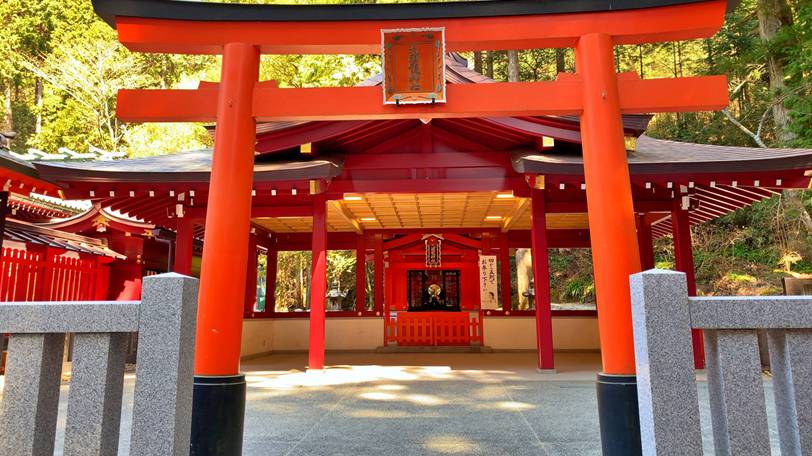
[382,28,446,105]
[479,255,498,310]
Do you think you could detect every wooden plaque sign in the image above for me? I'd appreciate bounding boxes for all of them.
[382,28,446,105]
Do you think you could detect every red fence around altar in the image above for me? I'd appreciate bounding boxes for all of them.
[0,247,108,302]
[385,311,484,346]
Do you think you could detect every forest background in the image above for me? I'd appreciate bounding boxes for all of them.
[2,0,811,307]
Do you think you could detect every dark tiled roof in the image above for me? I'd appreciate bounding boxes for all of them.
[34,149,344,184]
[513,135,812,175]
[3,219,125,259]
[93,0,741,28]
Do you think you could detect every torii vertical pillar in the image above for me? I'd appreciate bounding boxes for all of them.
[530,188,555,371]
[309,195,328,370]
[576,33,642,455]
[671,202,705,369]
[190,43,259,456]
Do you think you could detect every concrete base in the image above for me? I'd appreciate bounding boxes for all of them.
[537,369,557,374]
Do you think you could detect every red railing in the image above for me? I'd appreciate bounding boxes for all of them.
[385,311,484,346]
[1,247,105,302]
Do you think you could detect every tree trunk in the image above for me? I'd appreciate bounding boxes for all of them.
[485,51,494,79]
[507,50,520,82]
[2,84,12,132]
[516,249,533,310]
[783,190,812,234]
[474,51,483,74]
[555,48,566,74]
[35,78,43,134]
[757,0,796,143]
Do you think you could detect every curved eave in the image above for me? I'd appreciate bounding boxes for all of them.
[93,0,739,27]
[34,151,345,186]
[41,205,155,234]
[0,151,61,195]
[513,137,812,178]
[3,219,125,259]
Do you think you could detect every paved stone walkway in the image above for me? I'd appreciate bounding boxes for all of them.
[3,352,781,455]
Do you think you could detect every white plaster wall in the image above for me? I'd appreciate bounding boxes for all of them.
[241,318,384,356]
[241,319,274,357]
[241,316,599,357]
[483,317,600,351]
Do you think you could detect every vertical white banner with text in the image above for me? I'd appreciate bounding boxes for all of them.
[479,255,498,310]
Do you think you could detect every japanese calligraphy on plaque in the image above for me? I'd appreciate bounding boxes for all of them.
[479,255,499,310]
[381,28,446,105]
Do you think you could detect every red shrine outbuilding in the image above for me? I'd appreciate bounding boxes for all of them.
[35,55,812,371]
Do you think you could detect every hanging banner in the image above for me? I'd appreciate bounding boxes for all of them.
[479,255,498,310]
[381,28,446,105]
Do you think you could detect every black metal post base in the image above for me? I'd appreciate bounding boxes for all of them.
[596,373,642,456]
[190,374,247,456]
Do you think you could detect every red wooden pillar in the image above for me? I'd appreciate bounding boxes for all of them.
[308,196,328,370]
[355,234,366,313]
[636,214,655,270]
[530,188,555,371]
[173,216,194,275]
[671,201,705,369]
[575,33,641,376]
[244,233,258,318]
[194,43,259,376]
[373,233,384,313]
[499,235,512,311]
[265,238,278,315]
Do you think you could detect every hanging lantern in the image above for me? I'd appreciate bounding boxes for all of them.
[425,235,442,268]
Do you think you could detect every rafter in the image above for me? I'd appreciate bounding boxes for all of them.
[330,200,362,234]
[501,198,529,233]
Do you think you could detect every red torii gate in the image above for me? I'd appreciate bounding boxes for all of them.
[93,0,732,454]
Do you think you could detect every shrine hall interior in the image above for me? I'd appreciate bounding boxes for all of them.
[29,54,812,367]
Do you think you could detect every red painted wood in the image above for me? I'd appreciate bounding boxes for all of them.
[308,196,328,370]
[387,312,482,346]
[636,214,656,270]
[193,43,260,376]
[244,234,259,318]
[1,246,104,303]
[355,235,366,313]
[114,1,727,54]
[499,235,512,311]
[531,189,555,371]
[263,241,278,317]
[576,33,641,375]
[374,234,384,314]
[672,204,705,369]
[173,217,194,275]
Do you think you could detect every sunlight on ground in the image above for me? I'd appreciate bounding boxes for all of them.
[244,364,520,390]
[424,435,479,454]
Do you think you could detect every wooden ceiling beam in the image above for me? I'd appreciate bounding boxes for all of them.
[501,198,529,233]
[330,200,362,234]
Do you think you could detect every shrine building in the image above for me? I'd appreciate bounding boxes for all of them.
[31,55,812,370]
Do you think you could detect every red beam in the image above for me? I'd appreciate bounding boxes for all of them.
[618,74,729,113]
[114,1,726,54]
[117,74,727,123]
[329,177,527,194]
